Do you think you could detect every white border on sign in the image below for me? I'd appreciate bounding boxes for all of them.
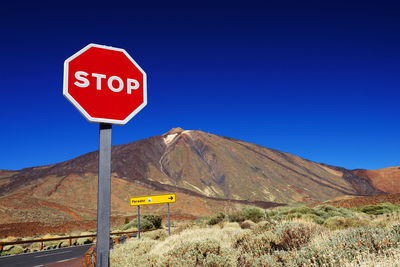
[63,43,147,125]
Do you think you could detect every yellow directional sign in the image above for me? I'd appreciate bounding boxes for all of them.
[130,194,176,206]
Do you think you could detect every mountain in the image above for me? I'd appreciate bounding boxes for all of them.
[0,128,385,236]
[353,167,400,193]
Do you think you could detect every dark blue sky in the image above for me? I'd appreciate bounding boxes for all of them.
[1,0,399,170]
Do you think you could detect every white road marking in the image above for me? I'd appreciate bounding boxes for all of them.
[57,257,78,263]
[34,250,71,258]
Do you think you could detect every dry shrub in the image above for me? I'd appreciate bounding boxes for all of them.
[224,222,241,229]
[273,221,317,250]
[110,239,158,267]
[233,230,275,257]
[237,252,281,267]
[171,221,195,235]
[323,216,370,229]
[161,238,236,267]
[239,221,251,229]
[150,227,245,257]
[233,220,317,260]
[0,236,18,243]
[343,247,400,267]
[142,229,168,241]
[273,224,400,266]
[240,220,256,229]
[109,212,400,266]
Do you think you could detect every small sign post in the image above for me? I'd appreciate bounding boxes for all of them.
[63,43,147,267]
[137,206,141,239]
[167,203,171,235]
[130,194,176,236]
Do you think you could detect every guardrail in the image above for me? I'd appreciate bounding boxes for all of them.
[0,229,151,253]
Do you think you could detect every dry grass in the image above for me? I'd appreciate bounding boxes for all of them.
[150,223,244,256]
[110,207,400,267]
[110,222,245,266]
[344,248,400,267]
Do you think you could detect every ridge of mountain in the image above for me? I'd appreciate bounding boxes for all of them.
[0,128,382,203]
[0,127,393,236]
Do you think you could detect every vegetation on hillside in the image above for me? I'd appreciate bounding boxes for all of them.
[0,231,95,256]
[110,203,400,266]
[122,214,163,231]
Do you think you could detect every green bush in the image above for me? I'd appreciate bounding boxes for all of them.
[77,237,92,245]
[286,212,303,220]
[313,204,355,221]
[291,206,313,214]
[323,216,369,229]
[359,203,399,215]
[143,215,162,229]
[300,213,324,224]
[242,206,265,223]
[207,212,225,225]
[228,211,245,223]
[0,245,24,256]
[265,204,363,226]
[122,217,154,231]
[122,214,162,231]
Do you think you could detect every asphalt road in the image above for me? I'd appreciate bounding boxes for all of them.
[0,244,92,267]
[0,233,139,267]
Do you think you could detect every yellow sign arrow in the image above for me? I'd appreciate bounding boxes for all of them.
[130,193,176,206]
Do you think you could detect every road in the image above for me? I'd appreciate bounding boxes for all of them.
[0,244,92,267]
[0,233,138,266]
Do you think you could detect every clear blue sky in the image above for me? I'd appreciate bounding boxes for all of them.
[0,0,399,170]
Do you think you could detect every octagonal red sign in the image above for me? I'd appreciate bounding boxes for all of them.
[63,43,147,125]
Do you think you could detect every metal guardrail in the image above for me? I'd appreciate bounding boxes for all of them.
[0,229,151,252]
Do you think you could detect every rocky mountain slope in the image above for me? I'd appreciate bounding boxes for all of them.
[0,127,387,233]
[1,127,382,202]
[353,167,400,193]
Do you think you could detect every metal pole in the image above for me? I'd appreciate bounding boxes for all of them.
[137,206,140,239]
[96,123,112,267]
[167,203,171,235]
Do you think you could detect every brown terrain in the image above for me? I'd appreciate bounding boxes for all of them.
[353,167,400,193]
[0,127,394,237]
[323,193,400,208]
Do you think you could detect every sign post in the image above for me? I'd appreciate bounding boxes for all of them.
[96,123,112,266]
[167,203,170,235]
[130,194,176,236]
[63,43,147,267]
[137,206,141,239]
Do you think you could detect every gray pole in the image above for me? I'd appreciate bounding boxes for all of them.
[96,123,112,267]
[167,203,170,236]
[137,206,141,239]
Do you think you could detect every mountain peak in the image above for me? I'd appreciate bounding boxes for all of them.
[163,127,185,136]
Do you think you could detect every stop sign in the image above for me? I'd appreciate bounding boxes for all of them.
[63,43,147,125]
